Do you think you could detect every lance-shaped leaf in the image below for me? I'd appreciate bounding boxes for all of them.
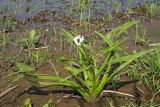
[17,63,35,72]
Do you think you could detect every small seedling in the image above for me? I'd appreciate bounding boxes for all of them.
[145,3,158,22]
[18,29,49,64]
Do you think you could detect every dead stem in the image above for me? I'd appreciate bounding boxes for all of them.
[0,85,19,98]
[101,90,137,99]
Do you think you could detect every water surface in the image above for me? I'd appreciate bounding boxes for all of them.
[0,0,155,19]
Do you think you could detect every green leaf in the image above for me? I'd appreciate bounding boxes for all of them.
[24,98,32,107]
[95,52,113,79]
[57,55,75,62]
[107,20,140,38]
[94,49,154,98]
[83,44,95,54]
[42,99,55,107]
[112,49,154,63]
[18,38,28,44]
[4,71,22,78]
[94,55,113,97]
[24,73,82,89]
[99,38,127,55]
[64,65,91,80]
[17,63,35,72]
[42,104,49,107]
[26,79,89,98]
[64,66,90,89]
[29,29,36,41]
[24,74,67,82]
[8,75,24,87]
[96,31,114,47]
[110,49,155,81]
[60,29,74,44]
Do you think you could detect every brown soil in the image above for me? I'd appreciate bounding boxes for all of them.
[0,8,160,107]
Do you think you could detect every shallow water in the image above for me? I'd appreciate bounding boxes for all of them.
[0,0,155,19]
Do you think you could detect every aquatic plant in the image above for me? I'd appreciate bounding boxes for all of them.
[19,30,39,49]
[69,0,89,25]
[0,32,10,48]
[115,0,119,15]
[134,24,149,46]
[18,29,49,64]
[108,12,113,22]
[128,0,133,12]
[73,35,84,46]
[145,3,158,22]
[2,18,17,32]
[12,20,153,103]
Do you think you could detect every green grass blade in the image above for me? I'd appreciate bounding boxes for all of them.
[99,38,127,55]
[113,49,154,63]
[96,31,113,47]
[64,65,91,80]
[24,73,69,82]
[94,49,154,99]
[95,52,113,80]
[26,79,89,100]
[7,75,24,88]
[60,28,74,44]
[4,71,23,78]
[94,55,113,98]
[109,49,155,82]
[64,66,91,89]
[107,20,140,38]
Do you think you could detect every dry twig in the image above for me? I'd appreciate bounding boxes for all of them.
[0,85,19,98]
[101,90,137,98]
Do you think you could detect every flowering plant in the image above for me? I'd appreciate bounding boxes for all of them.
[73,35,84,46]
[18,20,153,102]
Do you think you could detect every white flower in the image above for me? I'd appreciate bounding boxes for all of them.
[73,35,84,46]
[45,29,49,32]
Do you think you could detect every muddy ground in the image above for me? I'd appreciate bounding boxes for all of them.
[0,0,160,107]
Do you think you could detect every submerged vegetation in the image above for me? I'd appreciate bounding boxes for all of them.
[0,0,160,107]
